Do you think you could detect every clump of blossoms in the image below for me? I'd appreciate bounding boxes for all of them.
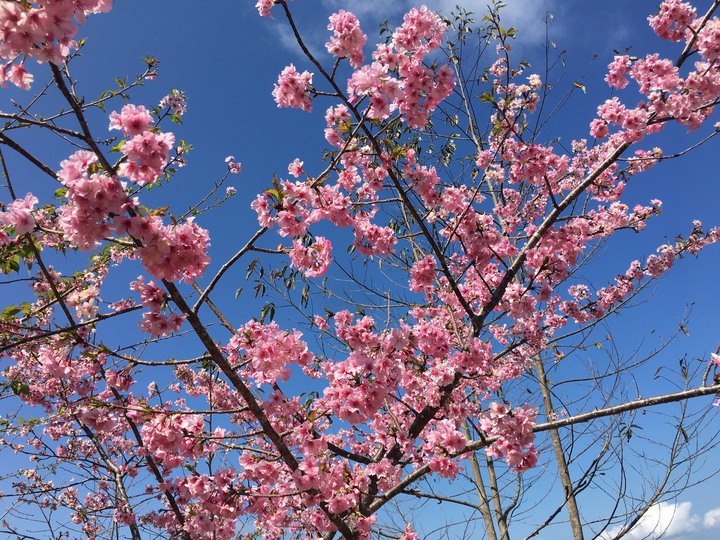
[226,320,313,385]
[139,412,204,469]
[0,0,112,88]
[133,217,211,283]
[130,276,185,337]
[225,155,242,174]
[648,0,697,41]
[56,150,136,250]
[289,236,333,277]
[160,89,187,116]
[272,64,314,111]
[344,5,455,127]
[109,104,154,137]
[479,404,538,472]
[326,10,367,68]
[0,193,38,235]
[0,61,33,90]
[256,0,274,17]
[118,131,176,186]
[108,102,177,186]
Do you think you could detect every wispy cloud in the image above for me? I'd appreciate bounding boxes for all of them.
[321,0,407,19]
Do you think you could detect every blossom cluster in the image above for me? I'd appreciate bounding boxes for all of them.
[479,403,538,472]
[289,236,333,277]
[109,103,176,185]
[57,150,136,250]
[0,0,112,88]
[159,89,187,116]
[140,412,204,469]
[255,0,274,17]
[226,320,313,385]
[130,276,185,337]
[599,5,720,136]
[648,0,697,41]
[272,64,313,111]
[0,193,38,236]
[272,6,454,128]
[134,216,210,283]
[118,131,176,186]
[345,6,455,127]
[326,10,367,68]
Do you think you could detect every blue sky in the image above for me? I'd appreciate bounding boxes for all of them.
[2,1,720,539]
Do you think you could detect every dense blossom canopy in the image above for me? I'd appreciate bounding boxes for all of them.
[1,1,720,539]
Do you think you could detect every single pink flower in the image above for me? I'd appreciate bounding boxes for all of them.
[288,158,304,178]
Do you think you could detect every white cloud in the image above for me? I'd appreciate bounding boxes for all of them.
[274,1,563,59]
[321,0,561,46]
[703,507,720,529]
[601,502,701,540]
[321,0,407,18]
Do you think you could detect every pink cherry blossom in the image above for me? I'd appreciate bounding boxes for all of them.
[0,193,38,234]
[409,255,438,293]
[400,524,420,540]
[272,64,313,111]
[696,17,720,61]
[0,0,112,88]
[256,0,274,17]
[159,89,187,115]
[108,104,154,137]
[605,55,632,89]
[289,236,333,277]
[3,3,720,539]
[225,155,242,174]
[326,10,367,68]
[119,130,175,185]
[3,62,33,90]
[479,404,538,472]
[134,217,211,283]
[648,0,696,41]
[226,320,313,385]
[288,158,304,178]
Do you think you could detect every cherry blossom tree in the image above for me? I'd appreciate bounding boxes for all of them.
[1,1,720,539]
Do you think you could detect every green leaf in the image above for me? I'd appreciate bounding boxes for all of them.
[301,285,310,308]
[0,254,20,275]
[200,355,214,371]
[246,259,258,280]
[260,303,275,324]
[1,305,21,319]
[254,283,266,298]
[11,380,30,396]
